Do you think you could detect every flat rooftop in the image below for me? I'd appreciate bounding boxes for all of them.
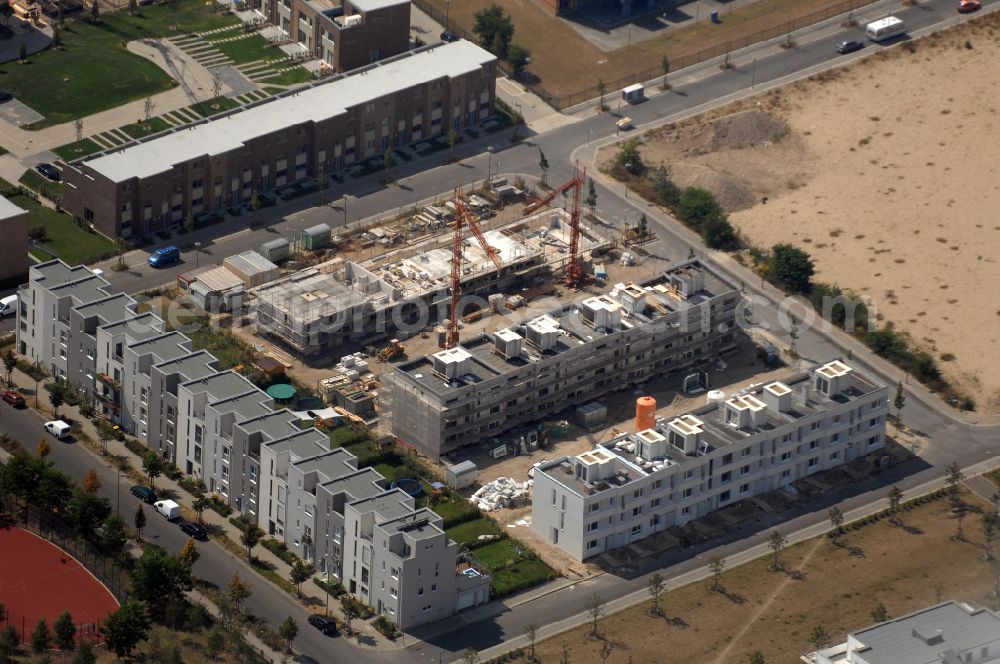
[263,428,332,461]
[348,489,414,521]
[79,41,495,183]
[379,508,444,541]
[100,313,165,342]
[208,390,273,421]
[291,448,354,478]
[154,350,218,382]
[182,371,258,401]
[0,195,27,221]
[236,410,302,442]
[129,331,192,363]
[31,261,106,289]
[320,468,385,501]
[225,251,276,277]
[396,260,735,397]
[48,276,113,307]
[348,0,409,11]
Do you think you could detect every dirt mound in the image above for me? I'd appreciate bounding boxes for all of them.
[660,110,791,156]
[669,163,759,212]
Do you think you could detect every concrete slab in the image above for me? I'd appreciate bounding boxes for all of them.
[0,99,44,127]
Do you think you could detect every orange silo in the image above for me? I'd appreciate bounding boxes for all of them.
[636,396,657,432]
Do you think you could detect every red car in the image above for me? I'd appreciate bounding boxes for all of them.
[2,390,25,407]
[958,0,981,11]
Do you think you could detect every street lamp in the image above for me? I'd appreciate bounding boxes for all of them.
[342,193,349,227]
[487,145,495,180]
[445,0,451,31]
[624,163,632,197]
[116,471,126,514]
[194,242,201,269]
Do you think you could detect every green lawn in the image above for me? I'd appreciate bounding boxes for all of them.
[188,96,241,118]
[120,115,172,139]
[18,169,63,202]
[0,4,238,127]
[52,137,105,160]
[430,495,481,527]
[446,518,504,546]
[213,34,282,65]
[256,67,313,87]
[13,193,116,265]
[491,559,555,597]
[473,539,520,570]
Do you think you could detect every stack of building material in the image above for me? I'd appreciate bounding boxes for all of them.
[470,477,532,512]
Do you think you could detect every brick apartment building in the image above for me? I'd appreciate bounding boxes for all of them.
[259,0,410,72]
[62,40,497,239]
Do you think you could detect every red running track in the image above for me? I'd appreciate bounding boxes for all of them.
[0,524,120,642]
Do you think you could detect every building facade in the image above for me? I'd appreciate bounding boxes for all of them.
[384,260,742,459]
[531,360,889,561]
[260,0,410,72]
[808,601,1000,664]
[16,260,489,630]
[0,196,29,286]
[62,41,497,239]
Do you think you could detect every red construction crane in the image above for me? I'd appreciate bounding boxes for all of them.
[445,188,503,349]
[522,162,586,288]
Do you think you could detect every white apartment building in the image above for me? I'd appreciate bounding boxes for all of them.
[532,360,889,561]
[16,260,489,629]
[807,601,1000,664]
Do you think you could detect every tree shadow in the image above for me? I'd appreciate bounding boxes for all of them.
[665,615,689,628]
[722,590,747,605]
[784,568,806,582]
[902,524,924,535]
[356,634,377,647]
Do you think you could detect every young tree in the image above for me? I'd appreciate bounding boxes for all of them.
[448,129,459,163]
[596,79,607,111]
[383,148,394,184]
[239,523,264,560]
[212,72,223,101]
[37,437,50,458]
[810,625,830,649]
[747,651,766,664]
[983,513,998,561]
[768,530,787,571]
[72,641,96,664]
[789,316,799,355]
[524,623,539,662]
[278,616,298,653]
[316,162,328,201]
[90,0,99,21]
[871,601,888,623]
[184,211,195,235]
[30,618,52,654]
[340,596,359,634]
[228,572,252,613]
[945,462,964,499]
[179,538,200,568]
[893,381,906,429]
[647,571,665,615]
[128,0,137,14]
[193,494,210,524]
[53,611,76,651]
[637,213,648,238]
[507,44,530,80]
[105,601,151,659]
[472,4,514,58]
[887,485,903,524]
[52,25,63,49]
[586,593,605,636]
[100,514,128,558]
[290,560,314,595]
[708,555,726,593]
[131,545,193,606]
[68,490,112,537]
[82,468,101,493]
[18,42,27,63]
[205,626,226,657]
[142,452,166,489]
[538,148,549,187]
[461,647,481,664]
[828,505,845,543]
[134,504,146,541]
[250,190,261,212]
[143,96,155,123]
[660,55,670,90]
[585,178,597,212]
[48,387,64,418]
[2,349,15,385]
[0,625,17,662]
[770,243,815,294]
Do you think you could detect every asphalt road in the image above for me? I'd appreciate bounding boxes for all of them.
[20,0,1000,661]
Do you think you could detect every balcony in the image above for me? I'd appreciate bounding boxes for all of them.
[96,373,121,389]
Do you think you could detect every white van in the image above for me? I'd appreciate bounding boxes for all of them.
[0,295,17,319]
[154,499,181,521]
[866,16,905,42]
[44,420,72,440]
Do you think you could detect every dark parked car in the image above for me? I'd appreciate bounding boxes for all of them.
[307,614,338,636]
[0,91,12,103]
[440,31,460,43]
[180,521,208,540]
[130,485,157,504]
[36,163,61,182]
[2,390,25,407]
[835,39,864,54]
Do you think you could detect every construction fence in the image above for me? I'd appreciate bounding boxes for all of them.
[414,0,880,110]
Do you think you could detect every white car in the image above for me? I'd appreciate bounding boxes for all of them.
[44,420,71,440]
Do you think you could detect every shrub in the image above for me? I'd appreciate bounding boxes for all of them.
[614,140,644,176]
[770,243,815,294]
[678,187,724,229]
[373,616,398,640]
[313,577,346,598]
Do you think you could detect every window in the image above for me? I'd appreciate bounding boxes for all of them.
[780,451,792,462]
[828,452,838,461]
[682,488,692,499]
[869,417,879,427]
[418,587,424,595]
[587,521,598,532]
[652,479,662,490]
[721,453,733,465]
[633,489,643,499]
[631,524,642,534]
[650,498,661,508]
[632,506,642,517]
[809,440,819,450]
[781,469,792,479]
[681,506,690,516]
[719,490,731,502]
[431,584,437,592]
[808,457,819,468]
[742,447,752,457]
[868,435,880,447]
[739,483,750,494]
[720,471,732,484]
[587,503,599,513]
[587,539,598,550]
[740,464,751,476]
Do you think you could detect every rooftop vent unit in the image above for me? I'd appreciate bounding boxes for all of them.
[431,346,472,380]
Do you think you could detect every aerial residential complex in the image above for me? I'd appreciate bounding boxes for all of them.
[807,601,1000,664]
[0,196,29,284]
[258,0,411,72]
[383,260,742,459]
[531,359,889,561]
[15,260,490,629]
[62,40,498,238]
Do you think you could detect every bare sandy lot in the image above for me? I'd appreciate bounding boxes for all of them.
[603,15,1000,413]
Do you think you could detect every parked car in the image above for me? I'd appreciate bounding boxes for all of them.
[0,90,12,103]
[835,39,864,54]
[44,420,72,440]
[307,614,338,636]
[440,31,460,42]
[130,485,157,504]
[154,499,181,521]
[958,0,980,11]
[0,294,18,318]
[147,245,180,268]
[2,390,25,407]
[180,521,208,540]
[35,163,61,182]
